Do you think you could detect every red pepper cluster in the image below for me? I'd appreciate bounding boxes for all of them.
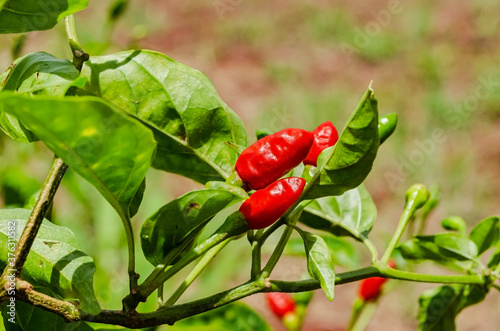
[358,260,396,301]
[303,121,339,166]
[236,122,339,229]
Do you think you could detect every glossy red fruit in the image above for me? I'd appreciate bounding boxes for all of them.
[358,260,396,301]
[235,128,313,190]
[239,177,306,229]
[266,292,296,318]
[303,121,339,167]
[358,277,387,301]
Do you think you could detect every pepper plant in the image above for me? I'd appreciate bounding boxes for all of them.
[0,2,499,331]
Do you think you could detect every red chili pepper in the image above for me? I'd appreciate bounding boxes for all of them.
[235,128,313,190]
[358,260,396,301]
[358,277,387,301]
[239,177,306,229]
[303,121,339,167]
[265,292,296,318]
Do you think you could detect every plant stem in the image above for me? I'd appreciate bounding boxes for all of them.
[261,204,306,279]
[140,228,202,293]
[350,301,377,331]
[15,279,81,321]
[157,284,164,307]
[362,236,379,264]
[380,268,484,284]
[139,232,232,299]
[64,14,89,71]
[124,214,248,309]
[165,239,231,307]
[7,265,488,328]
[258,219,285,245]
[380,184,429,266]
[417,215,427,235]
[251,239,262,279]
[347,298,366,331]
[1,157,67,280]
[380,205,417,265]
[119,213,139,294]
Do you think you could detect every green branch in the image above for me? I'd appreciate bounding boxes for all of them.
[64,14,89,71]
[14,279,80,322]
[0,157,67,282]
[261,203,307,279]
[164,239,231,307]
[6,265,489,329]
[380,184,430,265]
[381,268,485,285]
[123,213,249,310]
[121,213,138,293]
[250,238,262,279]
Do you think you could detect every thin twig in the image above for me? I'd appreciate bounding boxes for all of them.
[2,157,67,279]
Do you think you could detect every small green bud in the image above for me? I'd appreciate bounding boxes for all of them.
[441,216,467,235]
[405,183,430,210]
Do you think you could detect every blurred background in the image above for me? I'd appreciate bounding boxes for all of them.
[1,0,500,330]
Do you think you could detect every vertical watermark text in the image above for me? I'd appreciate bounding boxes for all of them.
[5,219,17,324]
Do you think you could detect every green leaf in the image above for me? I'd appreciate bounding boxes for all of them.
[0,52,84,143]
[305,89,379,199]
[441,216,467,236]
[321,236,360,269]
[417,284,487,331]
[1,52,81,95]
[299,184,377,240]
[0,0,89,34]
[0,209,100,314]
[469,216,499,256]
[285,235,359,268]
[141,189,243,266]
[167,302,271,331]
[1,287,94,331]
[398,239,447,263]
[0,111,37,144]
[0,94,156,223]
[205,181,248,199]
[487,242,500,269]
[80,50,247,184]
[399,233,478,262]
[297,230,335,301]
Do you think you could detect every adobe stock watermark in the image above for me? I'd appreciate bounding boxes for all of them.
[5,219,18,324]
[16,2,62,31]
[340,0,403,63]
[94,274,128,306]
[420,286,460,328]
[385,73,500,191]
[258,106,299,134]
[213,0,243,21]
